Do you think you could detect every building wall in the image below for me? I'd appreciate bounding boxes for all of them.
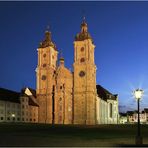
[20,96,38,123]
[96,96,119,124]
[36,45,58,124]
[119,116,127,124]
[36,25,119,125]
[107,99,118,124]
[55,64,73,124]
[73,39,96,125]
[0,100,21,122]
[127,112,148,124]
[0,97,38,123]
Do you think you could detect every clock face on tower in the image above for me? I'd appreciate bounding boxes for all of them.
[79,71,85,77]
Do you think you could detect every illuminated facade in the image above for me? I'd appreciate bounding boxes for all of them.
[122,109,148,124]
[36,19,119,125]
[0,87,38,123]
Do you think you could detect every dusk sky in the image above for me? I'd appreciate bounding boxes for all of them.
[0,1,148,112]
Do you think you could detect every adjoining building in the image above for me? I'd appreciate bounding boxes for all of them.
[96,85,119,124]
[0,87,38,123]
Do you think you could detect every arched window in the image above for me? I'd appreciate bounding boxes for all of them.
[110,103,112,118]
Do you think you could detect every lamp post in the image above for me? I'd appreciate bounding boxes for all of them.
[133,89,144,145]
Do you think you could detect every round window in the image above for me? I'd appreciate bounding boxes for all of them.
[79,71,85,77]
[43,54,46,58]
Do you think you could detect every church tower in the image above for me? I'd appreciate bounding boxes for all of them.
[73,18,97,125]
[36,29,58,123]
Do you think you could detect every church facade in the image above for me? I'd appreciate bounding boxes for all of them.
[36,19,119,125]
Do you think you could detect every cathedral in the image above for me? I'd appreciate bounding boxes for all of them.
[36,18,119,125]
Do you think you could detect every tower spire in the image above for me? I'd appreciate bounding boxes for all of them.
[39,24,57,50]
[46,25,50,31]
[81,16,88,33]
[75,17,92,41]
[82,16,86,23]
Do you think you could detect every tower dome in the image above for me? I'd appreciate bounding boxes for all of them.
[75,17,93,42]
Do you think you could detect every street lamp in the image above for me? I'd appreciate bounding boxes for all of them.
[133,89,144,145]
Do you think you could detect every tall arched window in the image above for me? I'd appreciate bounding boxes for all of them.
[110,103,112,118]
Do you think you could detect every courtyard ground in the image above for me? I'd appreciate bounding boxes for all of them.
[0,122,148,147]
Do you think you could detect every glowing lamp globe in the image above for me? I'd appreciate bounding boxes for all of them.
[11,114,15,117]
[133,89,144,100]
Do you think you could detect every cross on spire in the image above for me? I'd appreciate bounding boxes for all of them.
[83,16,86,23]
[59,49,63,58]
[46,25,50,31]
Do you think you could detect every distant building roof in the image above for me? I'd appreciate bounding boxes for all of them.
[119,113,127,117]
[144,108,148,113]
[21,87,38,107]
[0,87,38,107]
[0,88,20,103]
[127,111,134,116]
[96,85,118,101]
[21,87,36,98]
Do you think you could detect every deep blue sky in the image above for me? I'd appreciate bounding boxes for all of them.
[0,1,148,112]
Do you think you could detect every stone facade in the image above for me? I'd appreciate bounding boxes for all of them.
[36,19,119,125]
